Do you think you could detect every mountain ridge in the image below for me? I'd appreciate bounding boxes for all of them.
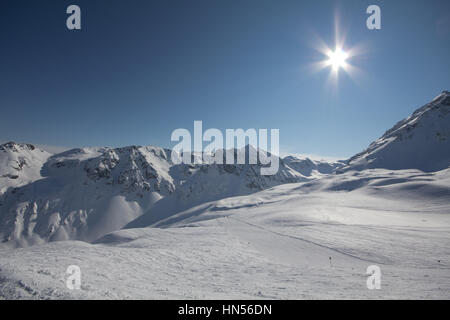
[343,90,450,172]
[1,91,449,246]
[0,144,306,246]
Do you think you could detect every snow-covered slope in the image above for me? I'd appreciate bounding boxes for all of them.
[344,91,450,172]
[0,142,51,195]
[126,147,306,228]
[1,168,449,299]
[0,145,305,246]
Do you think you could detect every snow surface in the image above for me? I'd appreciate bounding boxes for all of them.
[0,168,449,299]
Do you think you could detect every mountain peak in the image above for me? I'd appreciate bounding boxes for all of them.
[345,91,450,172]
[0,142,36,152]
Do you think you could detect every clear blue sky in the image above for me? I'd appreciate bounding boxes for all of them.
[1,0,449,158]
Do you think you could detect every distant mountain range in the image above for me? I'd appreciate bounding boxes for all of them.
[1,91,449,246]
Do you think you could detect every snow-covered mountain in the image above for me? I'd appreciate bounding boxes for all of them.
[1,92,450,299]
[0,146,168,246]
[0,142,51,195]
[283,155,344,177]
[0,145,305,246]
[343,91,450,172]
[1,91,449,247]
[126,147,304,228]
[125,91,450,229]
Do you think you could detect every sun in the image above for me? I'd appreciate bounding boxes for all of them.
[326,48,348,71]
[309,26,363,84]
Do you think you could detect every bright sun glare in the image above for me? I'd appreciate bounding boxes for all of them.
[326,48,348,71]
[311,26,361,84]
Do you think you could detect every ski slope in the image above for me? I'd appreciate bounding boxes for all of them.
[1,168,449,299]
